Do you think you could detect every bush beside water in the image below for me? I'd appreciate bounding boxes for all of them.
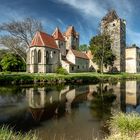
[56,67,68,75]
[105,112,140,140]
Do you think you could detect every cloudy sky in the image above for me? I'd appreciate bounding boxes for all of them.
[0,0,140,46]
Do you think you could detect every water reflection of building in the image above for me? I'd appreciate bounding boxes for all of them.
[66,89,76,113]
[109,80,140,113]
[126,81,137,106]
[26,88,46,121]
[26,88,46,108]
[125,81,140,112]
[87,85,98,101]
[26,85,90,121]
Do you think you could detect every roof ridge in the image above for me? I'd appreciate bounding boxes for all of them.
[52,27,65,41]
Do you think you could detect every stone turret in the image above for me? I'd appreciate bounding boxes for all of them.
[101,10,126,72]
[52,27,66,58]
[63,26,79,50]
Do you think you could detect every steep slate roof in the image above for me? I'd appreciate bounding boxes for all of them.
[64,26,78,37]
[71,49,89,60]
[102,10,119,23]
[52,27,65,41]
[30,31,58,49]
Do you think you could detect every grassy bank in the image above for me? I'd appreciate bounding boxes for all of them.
[2,112,140,140]
[105,112,140,140]
[0,126,38,140]
[0,72,140,85]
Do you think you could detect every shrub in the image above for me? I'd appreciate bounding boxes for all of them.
[109,112,140,139]
[56,67,68,75]
[97,69,100,73]
[0,53,26,72]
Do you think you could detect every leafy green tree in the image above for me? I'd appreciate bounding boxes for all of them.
[0,49,8,60]
[0,49,9,71]
[0,53,26,72]
[78,44,89,51]
[89,34,116,73]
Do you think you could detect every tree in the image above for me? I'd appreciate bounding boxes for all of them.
[0,53,25,72]
[0,49,9,71]
[0,49,8,60]
[0,36,26,63]
[78,44,89,51]
[89,33,116,73]
[0,17,43,63]
[131,44,137,48]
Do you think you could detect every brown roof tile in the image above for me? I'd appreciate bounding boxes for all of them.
[52,27,65,41]
[71,49,89,60]
[64,26,77,37]
[30,31,58,49]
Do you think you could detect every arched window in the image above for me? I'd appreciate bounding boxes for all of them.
[46,51,49,64]
[38,50,41,63]
[31,50,34,64]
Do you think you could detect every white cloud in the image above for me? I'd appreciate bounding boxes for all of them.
[56,0,106,19]
[57,18,65,26]
[56,0,134,20]
[56,0,137,45]
[0,5,26,23]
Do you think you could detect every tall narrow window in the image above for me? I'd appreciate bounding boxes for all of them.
[31,50,34,64]
[38,50,41,63]
[46,51,49,64]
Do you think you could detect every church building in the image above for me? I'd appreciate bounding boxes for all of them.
[27,26,91,73]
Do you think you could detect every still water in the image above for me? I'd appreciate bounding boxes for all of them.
[0,80,139,140]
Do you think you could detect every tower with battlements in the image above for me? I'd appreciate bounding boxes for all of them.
[63,26,79,50]
[101,10,126,72]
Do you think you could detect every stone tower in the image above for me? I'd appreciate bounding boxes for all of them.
[52,27,66,59]
[63,26,79,50]
[101,10,126,72]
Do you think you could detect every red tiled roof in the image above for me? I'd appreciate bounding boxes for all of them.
[30,31,58,49]
[64,26,78,37]
[52,27,65,41]
[71,49,89,60]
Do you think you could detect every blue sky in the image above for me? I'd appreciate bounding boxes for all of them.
[0,0,140,46]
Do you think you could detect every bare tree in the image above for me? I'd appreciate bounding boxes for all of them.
[0,17,43,62]
[0,36,26,63]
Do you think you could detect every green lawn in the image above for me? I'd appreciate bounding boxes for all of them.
[0,72,140,85]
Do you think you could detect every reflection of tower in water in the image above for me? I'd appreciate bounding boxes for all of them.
[113,81,140,113]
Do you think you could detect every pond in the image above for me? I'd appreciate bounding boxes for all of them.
[0,80,139,140]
